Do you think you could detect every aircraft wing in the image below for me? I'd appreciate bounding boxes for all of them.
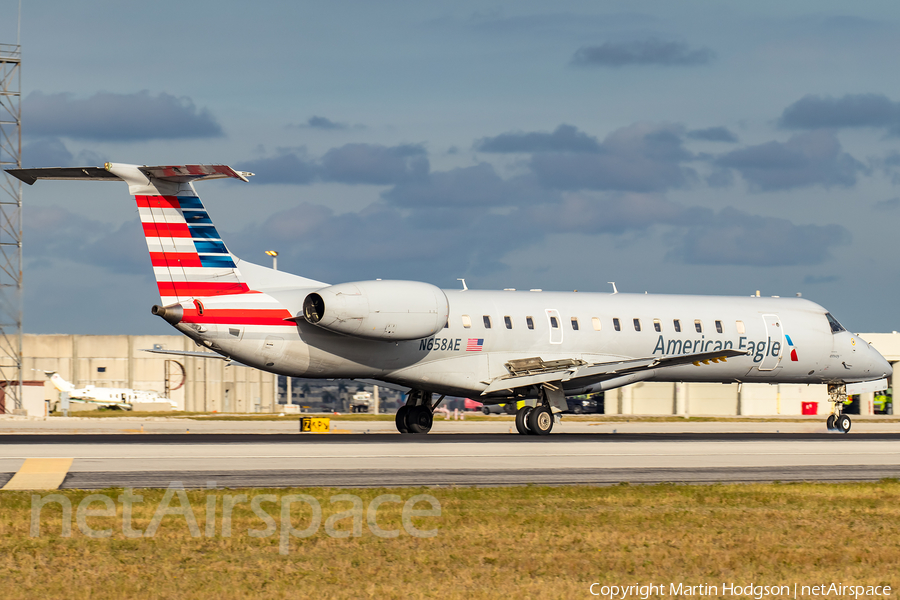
[481,349,749,395]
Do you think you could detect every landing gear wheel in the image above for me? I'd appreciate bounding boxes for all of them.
[515,406,533,435]
[836,414,851,434]
[395,406,410,434]
[406,405,433,434]
[527,406,554,436]
[826,414,836,431]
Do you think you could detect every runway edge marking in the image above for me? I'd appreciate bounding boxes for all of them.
[1,458,74,491]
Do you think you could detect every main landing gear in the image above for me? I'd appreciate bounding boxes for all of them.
[826,383,852,434]
[514,385,565,436]
[395,390,444,434]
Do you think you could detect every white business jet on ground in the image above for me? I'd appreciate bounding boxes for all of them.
[9,163,891,434]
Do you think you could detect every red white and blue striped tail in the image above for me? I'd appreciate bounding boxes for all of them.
[7,163,255,305]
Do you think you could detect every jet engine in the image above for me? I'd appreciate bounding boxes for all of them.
[302,280,449,341]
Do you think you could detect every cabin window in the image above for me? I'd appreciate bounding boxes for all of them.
[736,320,745,334]
[571,317,579,331]
[694,319,703,333]
[715,320,723,334]
[550,316,559,328]
[653,319,661,332]
[504,316,513,329]
[613,318,621,331]
[461,315,472,328]
[591,317,601,331]
[526,316,534,330]
[483,316,492,329]
[673,319,681,333]
[633,318,641,332]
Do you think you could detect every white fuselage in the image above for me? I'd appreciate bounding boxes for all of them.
[178,288,891,400]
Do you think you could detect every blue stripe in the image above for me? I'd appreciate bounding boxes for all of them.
[188,225,222,239]
[199,255,236,268]
[194,240,228,254]
[177,197,204,209]
[785,334,794,347]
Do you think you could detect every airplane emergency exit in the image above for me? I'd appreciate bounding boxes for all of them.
[9,163,891,435]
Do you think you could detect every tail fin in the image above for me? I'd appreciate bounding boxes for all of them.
[41,371,75,393]
[10,163,254,305]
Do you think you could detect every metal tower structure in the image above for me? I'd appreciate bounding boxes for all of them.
[0,41,22,413]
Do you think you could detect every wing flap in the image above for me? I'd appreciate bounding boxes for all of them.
[482,348,749,395]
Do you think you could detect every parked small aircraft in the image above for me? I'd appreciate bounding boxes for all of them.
[39,370,176,410]
[10,163,891,434]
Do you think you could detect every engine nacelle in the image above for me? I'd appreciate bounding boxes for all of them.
[302,280,449,341]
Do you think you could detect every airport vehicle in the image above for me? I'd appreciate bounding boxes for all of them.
[9,163,892,435]
[40,370,176,410]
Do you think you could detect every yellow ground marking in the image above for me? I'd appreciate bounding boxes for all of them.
[2,458,74,491]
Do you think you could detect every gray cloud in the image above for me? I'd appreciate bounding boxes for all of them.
[874,197,900,211]
[306,116,347,130]
[571,39,714,67]
[22,137,104,168]
[686,126,738,143]
[383,163,558,208]
[320,144,428,185]
[779,94,900,135]
[667,207,850,267]
[25,91,223,141]
[242,144,427,186]
[529,123,696,192]
[475,124,602,153]
[715,130,865,192]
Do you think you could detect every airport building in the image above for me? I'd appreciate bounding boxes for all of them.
[1,332,897,417]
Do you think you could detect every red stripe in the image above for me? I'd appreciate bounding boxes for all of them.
[136,195,180,209]
[182,316,296,327]
[150,252,203,268]
[142,222,191,238]
[157,281,250,297]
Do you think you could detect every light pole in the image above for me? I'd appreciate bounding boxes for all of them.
[265,250,278,271]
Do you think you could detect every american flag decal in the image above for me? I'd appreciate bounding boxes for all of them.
[466,338,484,352]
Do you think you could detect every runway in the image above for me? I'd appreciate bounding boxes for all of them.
[3,430,900,489]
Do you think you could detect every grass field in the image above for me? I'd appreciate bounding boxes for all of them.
[1,482,898,599]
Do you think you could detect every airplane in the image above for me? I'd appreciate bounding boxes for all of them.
[38,370,177,410]
[8,163,892,435]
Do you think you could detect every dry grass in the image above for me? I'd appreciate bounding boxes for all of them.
[1,483,899,599]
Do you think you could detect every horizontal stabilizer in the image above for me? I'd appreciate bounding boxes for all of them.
[141,348,251,368]
[7,163,253,185]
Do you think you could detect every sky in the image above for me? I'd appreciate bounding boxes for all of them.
[3,0,900,335]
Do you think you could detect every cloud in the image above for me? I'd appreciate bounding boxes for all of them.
[528,123,696,192]
[778,94,900,135]
[383,163,557,208]
[25,91,223,141]
[22,137,104,168]
[242,143,427,186]
[475,124,602,153]
[874,197,900,211]
[715,130,865,192]
[667,207,850,266]
[686,127,738,143]
[571,39,714,67]
[25,206,148,276]
[320,144,429,185]
[803,274,840,285]
[306,116,348,130]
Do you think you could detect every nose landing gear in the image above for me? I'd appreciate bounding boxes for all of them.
[827,383,852,434]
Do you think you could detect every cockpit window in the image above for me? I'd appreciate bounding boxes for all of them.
[825,312,846,333]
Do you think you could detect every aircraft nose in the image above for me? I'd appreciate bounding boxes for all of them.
[867,345,893,378]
